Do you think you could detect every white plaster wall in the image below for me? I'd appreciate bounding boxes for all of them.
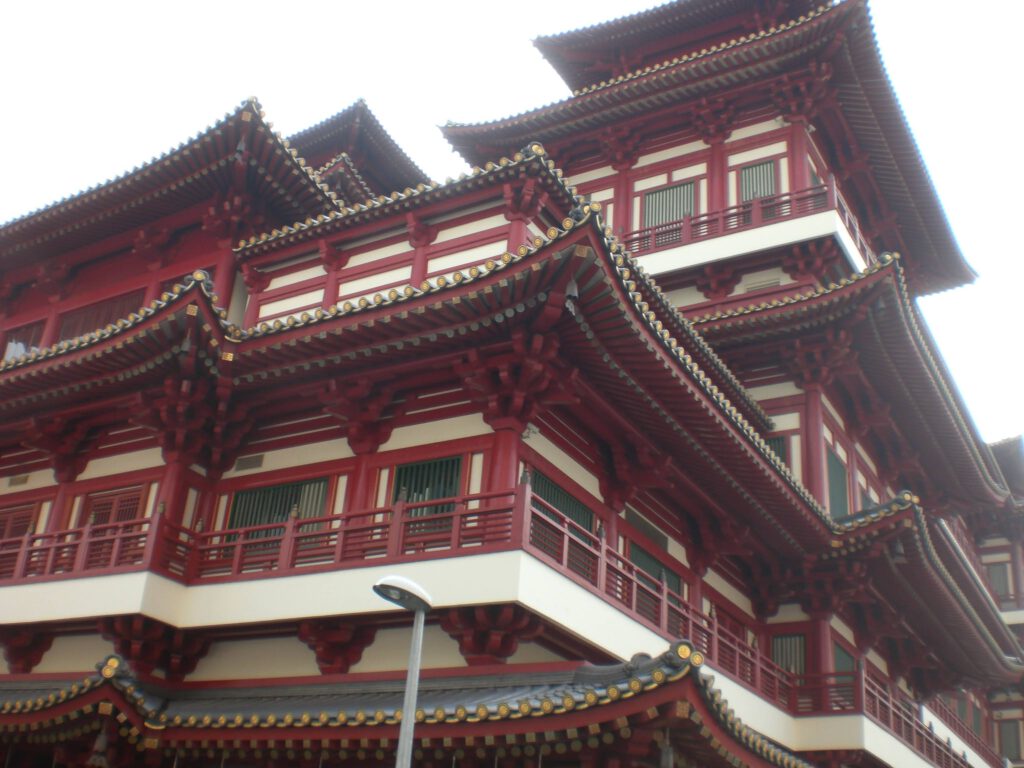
[766,603,809,624]
[188,637,319,681]
[736,266,794,293]
[634,173,669,192]
[637,211,855,277]
[505,641,567,665]
[34,634,115,673]
[0,551,668,663]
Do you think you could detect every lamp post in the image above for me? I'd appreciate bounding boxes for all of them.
[373,576,432,768]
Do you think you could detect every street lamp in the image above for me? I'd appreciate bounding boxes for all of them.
[373,576,432,768]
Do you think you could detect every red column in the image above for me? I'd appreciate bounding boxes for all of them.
[211,247,237,310]
[803,384,827,506]
[790,123,812,192]
[707,138,728,212]
[155,454,189,524]
[488,429,520,492]
[345,454,378,513]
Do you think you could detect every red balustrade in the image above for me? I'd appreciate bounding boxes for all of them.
[621,180,876,264]
[0,480,1001,767]
[929,694,1004,768]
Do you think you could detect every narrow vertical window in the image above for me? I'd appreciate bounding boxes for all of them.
[999,720,1021,761]
[393,456,462,515]
[771,634,806,675]
[227,478,328,528]
[827,447,849,518]
[643,181,695,228]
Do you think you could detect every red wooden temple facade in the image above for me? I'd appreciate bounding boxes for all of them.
[1,1,1022,766]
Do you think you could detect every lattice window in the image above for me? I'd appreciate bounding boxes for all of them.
[532,470,594,532]
[82,487,144,526]
[740,160,776,202]
[3,321,45,362]
[227,478,328,529]
[771,634,806,675]
[643,181,695,228]
[58,289,146,343]
[0,505,34,539]
[393,456,462,515]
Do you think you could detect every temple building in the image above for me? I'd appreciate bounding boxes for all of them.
[1,1,1022,766]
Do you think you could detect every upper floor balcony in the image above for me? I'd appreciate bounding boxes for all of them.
[622,179,876,278]
[0,476,1002,768]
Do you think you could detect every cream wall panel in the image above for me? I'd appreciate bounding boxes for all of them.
[78,449,163,480]
[729,120,783,142]
[266,264,326,291]
[779,157,790,193]
[3,469,55,493]
[737,267,794,292]
[428,241,505,273]
[345,241,411,269]
[434,214,508,245]
[770,412,801,431]
[222,440,353,479]
[746,382,801,401]
[35,635,115,673]
[506,642,566,664]
[188,638,319,681]
[766,603,809,623]
[568,165,615,185]
[258,289,324,319]
[349,626,465,673]
[634,173,669,192]
[338,266,413,298]
[636,141,704,167]
[664,286,706,307]
[382,414,490,452]
[728,141,788,167]
[670,162,707,182]
[790,434,803,482]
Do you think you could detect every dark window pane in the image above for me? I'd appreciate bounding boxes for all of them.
[771,634,806,675]
[643,181,695,228]
[987,562,1012,598]
[394,457,462,515]
[833,643,856,673]
[228,478,328,529]
[740,160,776,202]
[827,447,849,518]
[629,541,682,595]
[0,505,34,538]
[999,720,1021,760]
[532,470,594,532]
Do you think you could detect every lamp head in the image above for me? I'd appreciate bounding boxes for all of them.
[373,575,432,612]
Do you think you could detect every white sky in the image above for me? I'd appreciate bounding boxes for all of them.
[1,1,1021,443]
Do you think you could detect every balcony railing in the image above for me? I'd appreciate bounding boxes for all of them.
[621,179,876,263]
[0,479,999,768]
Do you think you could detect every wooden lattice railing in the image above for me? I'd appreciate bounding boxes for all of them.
[0,478,999,767]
